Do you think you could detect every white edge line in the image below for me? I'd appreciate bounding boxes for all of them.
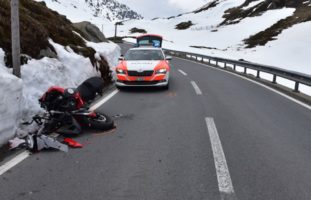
[0,151,30,176]
[89,89,119,111]
[205,117,236,196]
[178,57,311,110]
[191,81,203,95]
[178,69,188,76]
[0,89,119,176]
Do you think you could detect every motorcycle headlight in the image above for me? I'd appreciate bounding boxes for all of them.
[156,68,167,74]
[116,68,126,74]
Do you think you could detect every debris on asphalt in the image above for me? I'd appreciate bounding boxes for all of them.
[9,134,68,153]
[112,114,124,119]
[63,138,83,148]
[29,134,68,152]
[9,137,26,150]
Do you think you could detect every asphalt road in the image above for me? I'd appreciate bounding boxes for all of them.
[1,43,311,200]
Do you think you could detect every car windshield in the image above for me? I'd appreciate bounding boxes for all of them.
[124,49,164,61]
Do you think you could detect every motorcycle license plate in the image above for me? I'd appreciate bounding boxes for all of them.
[136,77,144,81]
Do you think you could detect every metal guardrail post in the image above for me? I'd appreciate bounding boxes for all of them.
[224,62,227,69]
[244,67,247,74]
[216,61,218,66]
[233,64,236,71]
[294,82,299,92]
[272,75,277,84]
[256,70,260,78]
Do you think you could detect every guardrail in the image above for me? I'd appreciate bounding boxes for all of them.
[163,49,311,93]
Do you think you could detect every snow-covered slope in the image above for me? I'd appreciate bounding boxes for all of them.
[38,0,311,77]
[118,0,311,77]
[37,0,142,23]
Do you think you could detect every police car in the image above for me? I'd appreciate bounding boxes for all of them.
[115,35,171,89]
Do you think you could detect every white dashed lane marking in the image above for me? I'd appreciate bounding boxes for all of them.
[178,69,188,76]
[191,81,203,95]
[205,117,237,200]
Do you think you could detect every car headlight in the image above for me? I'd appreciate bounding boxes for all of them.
[155,68,167,74]
[116,68,126,74]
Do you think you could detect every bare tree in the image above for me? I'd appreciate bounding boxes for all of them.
[11,0,21,78]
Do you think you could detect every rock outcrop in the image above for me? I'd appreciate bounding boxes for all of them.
[73,22,108,43]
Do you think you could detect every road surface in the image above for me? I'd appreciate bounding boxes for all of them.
[1,43,311,200]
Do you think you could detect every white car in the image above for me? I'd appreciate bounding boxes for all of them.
[115,47,171,89]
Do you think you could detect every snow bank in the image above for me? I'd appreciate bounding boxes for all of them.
[20,39,120,121]
[86,41,121,69]
[0,49,23,146]
[0,39,120,145]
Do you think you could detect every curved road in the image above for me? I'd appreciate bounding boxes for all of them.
[1,43,311,200]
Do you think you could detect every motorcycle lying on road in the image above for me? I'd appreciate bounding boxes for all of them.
[29,77,114,136]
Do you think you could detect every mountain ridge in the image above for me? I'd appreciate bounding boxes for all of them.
[46,0,143,21]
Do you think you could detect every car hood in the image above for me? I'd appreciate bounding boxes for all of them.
[125,60,160,71]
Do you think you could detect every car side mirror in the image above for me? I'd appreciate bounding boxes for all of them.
[166,56,172,60]
[118,56,124,61]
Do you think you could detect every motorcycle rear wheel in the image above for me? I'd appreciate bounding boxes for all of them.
[89,113,114,131]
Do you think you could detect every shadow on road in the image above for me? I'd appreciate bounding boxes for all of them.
[117,87,168,93]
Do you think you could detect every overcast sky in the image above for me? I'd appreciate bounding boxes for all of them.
[117,0,208,19]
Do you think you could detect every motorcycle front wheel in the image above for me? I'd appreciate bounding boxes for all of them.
[89,113,114,131]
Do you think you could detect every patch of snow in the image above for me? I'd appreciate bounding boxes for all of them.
[242,0,265,10]
[245,21,311,95]
[0,48,6,67]
[86,41,121,69]
[72,31,87,42]
[0,48,23,145]
[246,21,311,75]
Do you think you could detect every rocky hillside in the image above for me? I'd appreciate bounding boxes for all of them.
[0,0,112,83]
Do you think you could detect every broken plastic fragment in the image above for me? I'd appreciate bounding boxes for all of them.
[9,137,26,150]
[63,138,83,148]
[26,134,68,152]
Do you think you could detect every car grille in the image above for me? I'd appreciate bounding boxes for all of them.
[121,81,159,85]
[127,70,154,77]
